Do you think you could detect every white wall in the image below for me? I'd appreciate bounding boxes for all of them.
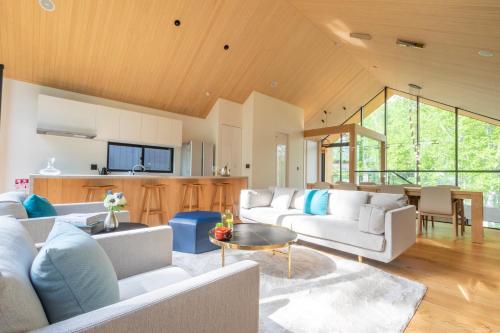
[0,79,218,191]
[242,92,305,189]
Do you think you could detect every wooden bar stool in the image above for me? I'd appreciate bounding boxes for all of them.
[82,184,116,202]
[140,184,168,225]
[210,182,235,212]
[179,183,203,212]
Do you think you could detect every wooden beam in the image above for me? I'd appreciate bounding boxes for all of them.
[354,124,387,143]
[303,124,354,139]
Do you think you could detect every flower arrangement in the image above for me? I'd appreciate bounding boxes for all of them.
[103,191,127,212]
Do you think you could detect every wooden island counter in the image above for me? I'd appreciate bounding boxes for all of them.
[30,174,248,224]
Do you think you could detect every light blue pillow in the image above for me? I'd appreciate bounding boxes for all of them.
[23,194,57,218]
[30,222,119,323]
[304,189,329,215]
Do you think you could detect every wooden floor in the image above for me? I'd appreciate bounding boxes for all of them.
[304,222,500,332]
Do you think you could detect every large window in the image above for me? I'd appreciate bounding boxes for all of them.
[107,142,174,173]
[323,87,500,227]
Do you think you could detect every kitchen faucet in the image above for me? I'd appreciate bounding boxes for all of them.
[130,164,146,175]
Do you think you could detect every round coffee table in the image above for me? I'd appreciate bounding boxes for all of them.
[209,223,298,278]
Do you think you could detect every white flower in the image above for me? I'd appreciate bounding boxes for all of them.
[104,192,127,211]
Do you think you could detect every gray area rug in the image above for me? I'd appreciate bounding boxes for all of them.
[173,245,426,333]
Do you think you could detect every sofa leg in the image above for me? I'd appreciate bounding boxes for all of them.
[357,256,363,263]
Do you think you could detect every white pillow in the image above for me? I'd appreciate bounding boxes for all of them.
[270,188,296,210]
[290,189,305,210]
[328,190,369,220]
[358,202,400,234]
[240,190,274,209]
[369,193,407,208]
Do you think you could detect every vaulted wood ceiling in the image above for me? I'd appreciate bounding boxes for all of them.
[0,0,381,120]
[291,0,500,124]
[1,1,499,125]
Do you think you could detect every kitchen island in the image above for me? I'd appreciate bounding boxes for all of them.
[30,174,248,224]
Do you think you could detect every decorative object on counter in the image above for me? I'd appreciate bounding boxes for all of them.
[103,191,127,231]
[99,167,110,175]
[39,157,61,176]
[219,165,230,177]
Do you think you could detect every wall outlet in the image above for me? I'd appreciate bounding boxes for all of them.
[90,164,98,170]
[245,163,250,169]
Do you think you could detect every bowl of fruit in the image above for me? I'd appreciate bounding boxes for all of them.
[214,223,232,241]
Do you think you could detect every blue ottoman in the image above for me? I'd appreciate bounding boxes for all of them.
[169,211,222,253]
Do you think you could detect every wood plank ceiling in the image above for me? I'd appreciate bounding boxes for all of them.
[290,0,500,122]
[0,0,381,121]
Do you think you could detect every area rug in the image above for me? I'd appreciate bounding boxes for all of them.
[173,246,426,333]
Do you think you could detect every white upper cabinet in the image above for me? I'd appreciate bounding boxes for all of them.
[95,106,120,141]
[219,124,241,176]
[37,95,97,134]
[119,111,142,143]
[141,114,158,144]
[37,94,182,146]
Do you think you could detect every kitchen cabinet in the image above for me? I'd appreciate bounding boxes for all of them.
[95,106,120,141]
[37,95,97,133]
[141,114,158,144]
[119,111,142,143]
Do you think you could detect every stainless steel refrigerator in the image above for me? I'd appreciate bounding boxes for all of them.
[180,140,215,176]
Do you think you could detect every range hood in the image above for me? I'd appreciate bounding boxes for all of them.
[36,128,96,139]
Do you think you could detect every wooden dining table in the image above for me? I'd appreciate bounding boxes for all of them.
[307,183,485,244]
[358,185,484,244]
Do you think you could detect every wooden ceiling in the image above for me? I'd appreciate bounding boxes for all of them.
[0,0,381,120]
[290,0,500,122]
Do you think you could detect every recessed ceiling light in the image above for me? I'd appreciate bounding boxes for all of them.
[350,32,372,40]
[270,80,278,88]
[174,19,181,27]
[38,0,55,12]
[205,91,211,97]
[223,44,230,51]
[478,50,494,57]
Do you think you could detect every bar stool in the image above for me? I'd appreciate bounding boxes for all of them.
[82,184,116,202]
[140,184,168,225]
[210,182,235,212]
[179,183,204,212]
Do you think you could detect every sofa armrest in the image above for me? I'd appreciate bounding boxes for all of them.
[384,205,417,259]
[18,217,56,243]
[53,202,105,215]
[93,226,173,279]
[31,260,260,333]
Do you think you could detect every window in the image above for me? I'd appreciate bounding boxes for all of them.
[107,142,174,173]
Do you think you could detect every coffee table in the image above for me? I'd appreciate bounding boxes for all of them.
[209,223,298,278]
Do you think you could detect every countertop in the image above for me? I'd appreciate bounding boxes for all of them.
[30,174,247,180]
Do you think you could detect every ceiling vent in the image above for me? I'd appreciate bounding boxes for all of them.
[350,33,372,40]
[396,39,425,49]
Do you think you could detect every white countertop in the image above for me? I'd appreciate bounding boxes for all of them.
[30,174,247,180]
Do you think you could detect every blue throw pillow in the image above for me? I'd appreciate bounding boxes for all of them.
[23,194,57,218]
[30,222,119,323]
[304,189,329,215]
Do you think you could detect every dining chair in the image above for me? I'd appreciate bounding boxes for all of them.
[418,186,463,239]
[436,185,466,235]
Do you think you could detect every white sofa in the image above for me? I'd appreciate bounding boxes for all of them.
[0,191,129,243]
[0,216,260,333]
[240,188,416,263]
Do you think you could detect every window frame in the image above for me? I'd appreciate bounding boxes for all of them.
[107,141,174,173]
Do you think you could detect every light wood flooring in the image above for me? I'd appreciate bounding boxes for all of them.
[304,222,500,332]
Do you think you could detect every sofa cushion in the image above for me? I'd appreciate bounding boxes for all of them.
[283,214,385,252]
[328,190,369,220]
[23,194,57,218]
[0,217,49,333]
[304,189,329,215]
[119,266,191,301]
[358,203,399,235]
[31,222,120,323]
[0,191,28,219]
[270,188,295,210]
[369,192,407,208]
[240,207,304,226]
[290,189,305,210]
[240,189,274,209]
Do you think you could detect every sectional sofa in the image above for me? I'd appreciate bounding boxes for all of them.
[240,188,416,263]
